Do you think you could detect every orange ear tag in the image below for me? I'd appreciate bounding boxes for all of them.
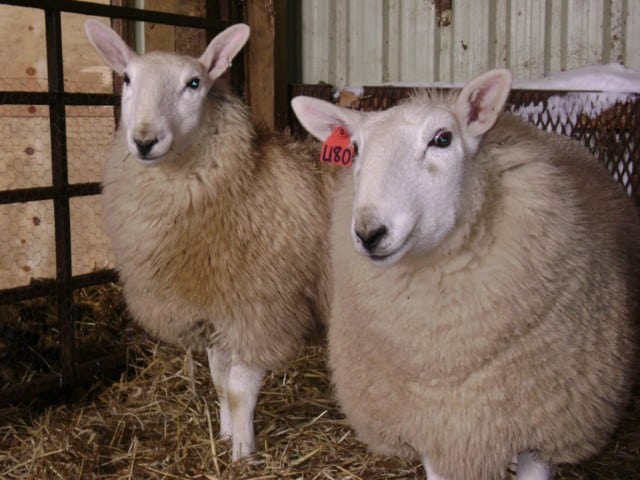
[320,126,354,167]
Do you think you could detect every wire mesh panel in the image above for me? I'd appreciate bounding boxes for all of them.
[508,90,640,202]
[0,105,53,191]
[290,84,640,206]
[0,201,56,290]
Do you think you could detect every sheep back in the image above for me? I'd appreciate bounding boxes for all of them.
[102,86,333,370]
[328,112,640,479]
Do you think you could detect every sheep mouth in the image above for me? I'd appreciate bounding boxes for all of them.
[367,236,412,266]
[136,155,164,167]
[134,152,168,166]
[138,154,163,161]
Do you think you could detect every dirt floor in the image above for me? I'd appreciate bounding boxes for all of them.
[0,287,639,479]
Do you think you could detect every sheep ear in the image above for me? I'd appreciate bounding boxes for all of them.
[291,96,362,141]
[84,19,135,74]
[200,23,250,81]
[455,69,512,137]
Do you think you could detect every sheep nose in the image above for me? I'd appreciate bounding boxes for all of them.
[355,225,388,252]
[134,137,158,156]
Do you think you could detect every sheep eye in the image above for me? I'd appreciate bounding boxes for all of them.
[428,130,452,148]
[122,73,130,86]
[352,142,359,156]
[186,77,200,89]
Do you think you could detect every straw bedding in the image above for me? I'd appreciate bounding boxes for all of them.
[0,285,638,479]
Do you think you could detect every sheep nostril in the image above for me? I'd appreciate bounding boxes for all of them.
[134,138,158,156]
[355,225,388,252]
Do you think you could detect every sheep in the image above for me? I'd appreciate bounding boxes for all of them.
[84,20,333,461]
[291,69,640,480]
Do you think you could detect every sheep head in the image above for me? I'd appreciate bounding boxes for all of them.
[84,19,250,165]
[292,69,512,266]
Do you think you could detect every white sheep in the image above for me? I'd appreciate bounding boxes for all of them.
[84,20,333,461]
[292,69,640,479]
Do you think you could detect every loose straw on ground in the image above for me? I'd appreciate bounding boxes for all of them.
[1,285,638,479]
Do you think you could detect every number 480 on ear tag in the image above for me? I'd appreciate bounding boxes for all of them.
[321,126,354,167]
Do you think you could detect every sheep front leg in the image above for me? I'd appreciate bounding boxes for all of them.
[516,451,555,480]
[228,362,265,460]
[206,347,232,438]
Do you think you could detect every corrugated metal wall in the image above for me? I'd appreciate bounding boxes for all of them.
[301,0,640,87]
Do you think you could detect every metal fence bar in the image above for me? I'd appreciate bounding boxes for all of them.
[0,92,119,106]
[2,0,226,29]
[0,269,118,305]
[43,6,76,392]
[0,183,102,205]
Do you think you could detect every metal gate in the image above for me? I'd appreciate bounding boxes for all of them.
[0,0,244,406]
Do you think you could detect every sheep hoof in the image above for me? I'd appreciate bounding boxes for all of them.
[231,439,256,462]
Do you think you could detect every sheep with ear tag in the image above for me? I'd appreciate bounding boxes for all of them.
[292,69,640,479]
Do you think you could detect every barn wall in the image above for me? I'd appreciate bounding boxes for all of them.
[300,0,640,87]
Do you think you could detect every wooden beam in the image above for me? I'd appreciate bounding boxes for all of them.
[144,0,207,56]
[245,0,288,130]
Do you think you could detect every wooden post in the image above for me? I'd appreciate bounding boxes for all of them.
[245,0,288,130]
